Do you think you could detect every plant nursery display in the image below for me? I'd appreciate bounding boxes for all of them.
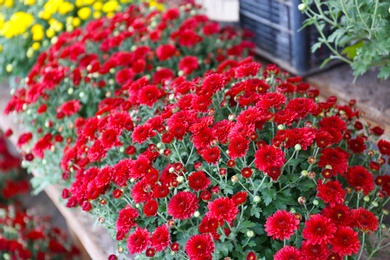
[4,3,252,193]
[0,131,29,204]
[0,0,164,78]
[299,0,390,80]
[3,1,390,260]
[0,133,80,259]
[60,59,390,259]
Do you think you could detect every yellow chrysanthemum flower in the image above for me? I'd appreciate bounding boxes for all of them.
[58,2,74,15]
[93,11,102,19]
[78,7,91,20]
[24,0,36,6]
[4,0,13,8]
[49,19,64,32]
[148,1,164,11]
[46,28,55,38]
[93,2,102,11]
[32,42,40,50]
[72,17,81,27]
[1,12,34,38]
[102,1,118,13]
[31,24,44,41]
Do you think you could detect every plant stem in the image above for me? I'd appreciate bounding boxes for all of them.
[357,232,366,259]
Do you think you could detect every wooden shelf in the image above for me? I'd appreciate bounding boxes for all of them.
[0,86,117,260]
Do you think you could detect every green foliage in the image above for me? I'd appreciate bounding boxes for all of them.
[300,0,390,80]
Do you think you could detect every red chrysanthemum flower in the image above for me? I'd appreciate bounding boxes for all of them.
[274,246,301,260]
[265,210,300,240]
[207,197,239,223]
[188,171,211,191]
[132,124,155,144]
[200,147,221,165]
[284,128,316,150]
[256,92,286,110]
[17,132,33,148]
[179,56,199,75]
[318,147,349,175]
[127,227,150,254]
[228,135,250,159]
[178,29,202,47]
[344,166,374,195]
[330,226,360,257]
[101,128,121,149]
[57,99,81,117]
[315,130,333,148]
[131,179,154,203]
[318,116,347,133]
[138,85,160,107]
[235,62,261,78]
[254,145,286,172]
[185,234,214,260]
[168,191,199,220]
[246,251,257,260]
[378,139,390,156]
[302,215,336,244]
[316,180,346,207]
[232,191,248,205]
[116,205,139,240]
[321,204,352,226]
[347,137,367,154]
[301,241,329,259]
[143,199,158,217]
[151,225,170,252]
[351,208,379,233]
[155,44,176,61]
[212,120,234,144]
[285,98,317,119]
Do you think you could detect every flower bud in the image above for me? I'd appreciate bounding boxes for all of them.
[194,211,200,218]
[313,200,319,206]
[231,175,238,183]
[298,3,306,11]
[253,196,261,203]
[169,167,175,173]
[308,171,316,179]
[383,209,389,215]
[246,230,255,238]
[228,114,235,121]
[168,220,175,227]
[381,224,386,229]
[298,196,306,204]
[372,201,379,207]
[301,170,308,177]
[290,208,296,214]
[294,144,302,151]
[363,196,370,202]
[277,124,285,130]
[321,169,333,179]
[146,248,155,257]
[308,156,316,164]
[176,176,184,183]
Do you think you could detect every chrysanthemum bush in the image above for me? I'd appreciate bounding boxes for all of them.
[4,3,252,191]
[58,58,390,259]
[0,205,81,259]
[0,131,29,204]
[0,0,163,78]
[0,132,80,260]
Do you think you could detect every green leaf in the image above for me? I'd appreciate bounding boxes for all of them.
[261,188,276,206]
[311,42,322,53]
[342,40,365,59]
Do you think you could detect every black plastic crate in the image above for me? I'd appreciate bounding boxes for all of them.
[239,0,332,76]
